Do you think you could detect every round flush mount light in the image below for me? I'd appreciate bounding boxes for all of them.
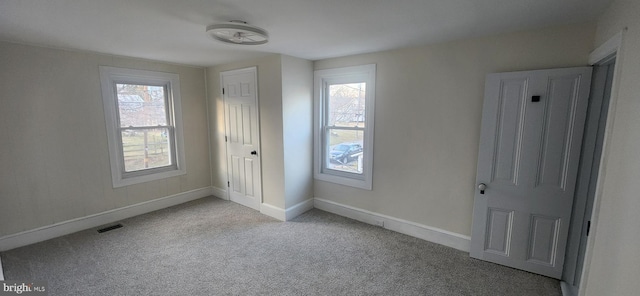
[206,21,269,45]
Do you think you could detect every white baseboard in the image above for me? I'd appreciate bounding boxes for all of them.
[286,199,314,221]
[260,198,314,221]
[314,198,471,252]
[211,186,228,200]
[260,203,286,221]
[0,187,213,252]
[561,281,578,296]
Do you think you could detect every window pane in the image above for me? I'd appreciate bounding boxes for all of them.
[328,83,366,127]
[116,84,168,127]
[326,128,364,174]
[121,128,172,172]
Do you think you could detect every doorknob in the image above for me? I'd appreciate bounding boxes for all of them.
[251,150,258,155]
[478,183,487,194]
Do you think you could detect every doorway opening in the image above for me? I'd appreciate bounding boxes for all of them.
[562,55,616,295]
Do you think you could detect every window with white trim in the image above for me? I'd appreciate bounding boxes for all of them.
[99,67,186,187]
[314,64,376,190]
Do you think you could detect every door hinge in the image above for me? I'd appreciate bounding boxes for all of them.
[222,88,225,95]
[225,136,228,142]
[227,181,230,187]
[586,220,591,236]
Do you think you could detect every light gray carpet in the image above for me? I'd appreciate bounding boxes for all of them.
[0,197,561,295]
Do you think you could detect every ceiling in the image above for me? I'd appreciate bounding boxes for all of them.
[0,0,612,67]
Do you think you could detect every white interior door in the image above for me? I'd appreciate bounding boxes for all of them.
[470,67,592,279]
[222,67,262,210]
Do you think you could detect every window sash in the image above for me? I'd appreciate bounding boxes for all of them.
[117,125,173,130]
[322,126,366,178]
[325,82,367,127]
[113,84,172,128]
[322,80,368,178]
[324,126,364,131]
[112,83,177,174]
[118,126,176,175]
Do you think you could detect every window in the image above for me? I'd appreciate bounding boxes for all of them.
[314,64,376,190]
[99,67,186,187]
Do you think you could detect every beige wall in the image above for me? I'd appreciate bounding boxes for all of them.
[583,0,640,295]
[314,22,596,236]
[281,56,314,208]
[0,42,211,237]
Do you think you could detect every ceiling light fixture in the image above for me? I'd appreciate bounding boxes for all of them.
[206,21,269,45]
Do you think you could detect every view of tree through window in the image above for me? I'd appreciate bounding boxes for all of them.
[116,84,172,172]
[326,82,366,174]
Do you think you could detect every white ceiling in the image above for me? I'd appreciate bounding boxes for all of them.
[0,0,612,67]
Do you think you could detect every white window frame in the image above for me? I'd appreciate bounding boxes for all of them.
[99,66,186,188]
[314,64,376,190]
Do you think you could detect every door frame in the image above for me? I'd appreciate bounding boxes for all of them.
[562,58,615,289]
[220,66,263,208]
[561,30,625,296]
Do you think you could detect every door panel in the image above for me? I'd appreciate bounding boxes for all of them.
[471,67,592,279]
[527,215,560,265]
[229,105,240,143]
[244,158,255,197]
[535,75,583,191]
[242,105,253,145]
[485,208,514,256]
[492,79,527,185]
[222,67,261,210]
[229,155,239,192]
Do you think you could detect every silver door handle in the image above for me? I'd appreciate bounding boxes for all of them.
[478,183,487,194]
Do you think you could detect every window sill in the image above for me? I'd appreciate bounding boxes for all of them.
[111,168,186,188]
[314,172,372,190]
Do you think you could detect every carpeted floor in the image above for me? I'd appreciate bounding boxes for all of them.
[0,197,561,296]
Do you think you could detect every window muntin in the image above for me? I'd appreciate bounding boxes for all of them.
[314,64,375,190]
[100,67,186,188]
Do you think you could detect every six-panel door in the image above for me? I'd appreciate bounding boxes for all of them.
[470,67,592,279]
[222,67,262,210]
